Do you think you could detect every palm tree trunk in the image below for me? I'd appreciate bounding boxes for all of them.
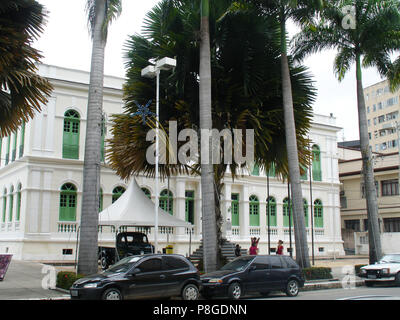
[280,14,310,269]
[199,0,218,273]
[356,53,383,264]
[78,0,107,275]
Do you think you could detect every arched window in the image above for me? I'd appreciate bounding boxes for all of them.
[314,199,323,228]
[266,196,277,227]
[16,184,22,221]
[99,188,103,212]
[303,199,309,227]
[160,189,173,215]
[2,188,7,222]
[59,183,77,221]
[141,188,151,199]
[283,197,293,227]
[312,145,322,181]
[231,193,240,226]
[249,195,260,226]
[63,110,80,159]
[9,185,14,222]
[112,186,126,204]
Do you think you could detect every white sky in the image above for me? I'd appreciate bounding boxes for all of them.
[33,0,385,141]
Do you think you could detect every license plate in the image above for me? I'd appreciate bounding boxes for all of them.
[368,274,377,279]
[70,289,78,297]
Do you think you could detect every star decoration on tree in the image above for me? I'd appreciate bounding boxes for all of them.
[130,100,155,124]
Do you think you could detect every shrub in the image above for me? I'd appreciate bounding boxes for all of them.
[354,264,367,276]
[302,267,333,280]
[56,271,85,290]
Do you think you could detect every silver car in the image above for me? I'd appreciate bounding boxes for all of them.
[359,254,400,287]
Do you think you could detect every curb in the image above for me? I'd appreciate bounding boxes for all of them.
[302,280,365,291]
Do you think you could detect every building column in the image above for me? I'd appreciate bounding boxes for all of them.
[175,179,186,237]
[221,183,231,240]
[239,184,249,240]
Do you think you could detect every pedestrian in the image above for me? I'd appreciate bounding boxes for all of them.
[249,237,260,255]
[276,240,284,255]
[235,244,241,257]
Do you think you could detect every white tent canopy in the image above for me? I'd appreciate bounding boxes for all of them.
[98,178,192,229]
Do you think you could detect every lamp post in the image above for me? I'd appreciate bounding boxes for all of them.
[141,57,176,253]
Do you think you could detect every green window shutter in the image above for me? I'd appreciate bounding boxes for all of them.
[2,189,7,222]
[59,183,77,221]
[185,190,194,224]
[160,189,173,215]
[19,121,25,158]
[314,199,323,228]
[99,188,103,212]
[8,186,14,222]
[312,145,322,181]
[16,184,21,221]
[231,193,239,226]
[112,186,126,203]
[300,165,308,180]
[303,199,309,227]
[63,110,80,159]
[251,164,259,176]
[267,197,277,227]
[283,198,293,227]
[5,136,10,165]
[12,131,17,162]
[268,163,275,177]
[249,195,260,226]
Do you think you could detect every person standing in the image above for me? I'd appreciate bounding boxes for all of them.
[276,240,284,255]
[235,244,241,257]
[249,237,260,255]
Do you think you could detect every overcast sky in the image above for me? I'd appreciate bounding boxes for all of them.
[33,0,385,142]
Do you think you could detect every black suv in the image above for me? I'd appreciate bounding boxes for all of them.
[201,255,304,299]
[70,254,201,300]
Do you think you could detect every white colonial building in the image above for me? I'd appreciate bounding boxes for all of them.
[0,64,345,262]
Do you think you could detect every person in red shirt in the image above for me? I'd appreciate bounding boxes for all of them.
[276,240,284,255]
[249,237,260,255]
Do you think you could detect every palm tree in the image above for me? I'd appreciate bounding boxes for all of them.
[78,0,122,275]
[0,0,53,136]
[199,0,218,273]
[245,0,325,269]
[108,0,316,268]
[293,0,400,264]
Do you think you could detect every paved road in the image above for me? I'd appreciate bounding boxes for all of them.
[0,260,69,300]
[250,285,400,300]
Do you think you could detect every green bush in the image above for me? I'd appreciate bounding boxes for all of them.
[354,264,367,276]
[302,267,333,280]
[56,271,85,290]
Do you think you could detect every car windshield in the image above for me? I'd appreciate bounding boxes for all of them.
[379,254,400,264]
[103,256,142,274]
[220,256,255,271]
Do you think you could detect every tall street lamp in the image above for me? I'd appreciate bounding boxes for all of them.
[141,57,176,253]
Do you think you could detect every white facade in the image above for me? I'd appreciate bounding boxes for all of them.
[0,65,345,261]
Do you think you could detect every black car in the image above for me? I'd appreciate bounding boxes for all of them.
[201,255,304,299]
[70,254,201,300]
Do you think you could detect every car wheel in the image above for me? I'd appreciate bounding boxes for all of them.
[102,288,123,300]
[286,279,299,297]
[228,282,242,300]
[365,281,374,287]
[181,284,199,300]
[100,255,108,270]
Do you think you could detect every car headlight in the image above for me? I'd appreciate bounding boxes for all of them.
[83,282,100,288]
[360,269,367,274]
[381,268,390,274]
[208,278,223,284]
